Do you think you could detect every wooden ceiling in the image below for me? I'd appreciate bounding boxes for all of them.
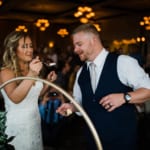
[0,0,150,46]
[0,0,150,24]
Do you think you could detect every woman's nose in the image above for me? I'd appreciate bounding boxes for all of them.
[26,46,33,52]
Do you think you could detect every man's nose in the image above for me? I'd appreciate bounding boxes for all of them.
[74,46,79,53]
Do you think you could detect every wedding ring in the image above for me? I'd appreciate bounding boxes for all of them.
[108,103,113,108]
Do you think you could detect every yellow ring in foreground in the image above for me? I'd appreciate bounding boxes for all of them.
[0,76,103,150]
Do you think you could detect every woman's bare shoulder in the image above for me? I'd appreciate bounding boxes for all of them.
[0,68,15,83]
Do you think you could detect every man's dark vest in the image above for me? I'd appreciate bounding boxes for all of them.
[78,53,138,150]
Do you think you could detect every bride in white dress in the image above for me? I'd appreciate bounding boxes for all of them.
[1,81,43,150]
[0,31,56,150]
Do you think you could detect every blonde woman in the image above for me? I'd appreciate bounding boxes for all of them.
[0,31,56,150]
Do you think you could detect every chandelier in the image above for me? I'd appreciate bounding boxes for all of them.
[57,28,69,38]
[35,19,50,31]
[93,23,101,32]
[140,16,150,30]
[74,6,95,24]
[15,25,28,32]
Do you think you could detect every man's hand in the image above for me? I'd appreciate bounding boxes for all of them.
[56,103,75,116]
[99,93,125,112]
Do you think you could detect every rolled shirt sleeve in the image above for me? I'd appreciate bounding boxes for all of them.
[118,55,150,90]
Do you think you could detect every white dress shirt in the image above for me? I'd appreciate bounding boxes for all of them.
[73,48,150,105]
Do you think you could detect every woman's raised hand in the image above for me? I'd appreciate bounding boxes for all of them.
[28,56,43,76]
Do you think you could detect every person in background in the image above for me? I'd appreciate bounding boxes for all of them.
[0,30,57,150]
[128,44,144,67]
[39,88,65,124]
[55,61,71,91]
[57,23,150,150]
[68,64,81,95]
[39,87,65,147]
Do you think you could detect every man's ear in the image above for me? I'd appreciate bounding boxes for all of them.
[91,35,97,45]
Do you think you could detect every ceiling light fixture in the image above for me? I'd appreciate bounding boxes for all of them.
[93,24,101,32]
[48,41,54,48]
[35,19,50,31]
[136,36,145,42]
[15,25,28,32]
[0,0,3,6]
[140,16,150,30]
[57,28,69,38]
[74,6,95,24]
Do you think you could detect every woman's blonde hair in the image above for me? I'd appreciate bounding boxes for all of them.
[2,31,31,77]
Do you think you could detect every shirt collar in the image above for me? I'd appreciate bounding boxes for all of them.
[87,48,109,68]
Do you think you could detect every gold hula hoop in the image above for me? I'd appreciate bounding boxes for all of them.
[0,76,103,150]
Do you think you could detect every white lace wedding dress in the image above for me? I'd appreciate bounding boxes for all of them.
[1,81,44,150]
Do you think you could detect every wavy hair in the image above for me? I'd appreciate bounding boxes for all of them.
[2,31,31,77]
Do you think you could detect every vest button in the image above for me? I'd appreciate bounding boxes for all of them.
[93,99,96,102]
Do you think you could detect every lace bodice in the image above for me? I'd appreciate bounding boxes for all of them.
[1,81,44,150]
